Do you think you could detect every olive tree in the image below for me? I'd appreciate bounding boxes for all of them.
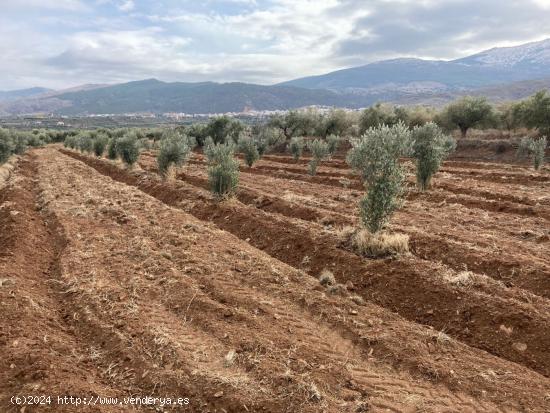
[237,133,260,167]
[157,130,195,176]
[288,136,305,161]
[326,134,341,156]
[517,136,547,170]
[318,109,352,137]
[77,132,94,153]
[359,103,399,134]
[307,139,329,176]
[437,96,494,137]
[347,123,411,233]
[93,133,109,157]
[204,139,239,198]
[411,123,456,190]
[520,90,550,136]
[268,110,317,139]
[0,128,15,164]
[116,132,140,167]
[254,126,284,156]
[205,116,244,144]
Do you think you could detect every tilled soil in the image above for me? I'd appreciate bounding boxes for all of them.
[1,147,550,412]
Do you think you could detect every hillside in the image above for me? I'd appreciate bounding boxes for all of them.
[0,79,380,115]
[280,38,550,93]
[0,87,52,102]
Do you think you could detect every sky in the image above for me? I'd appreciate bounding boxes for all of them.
[2,0,550,90]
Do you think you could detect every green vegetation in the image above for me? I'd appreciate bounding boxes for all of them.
[206,116,245,144]
[93,133,109,157]
[437,96,494,137]
[77,133,94,153]
[359,103,400,133]
[0,128,35,164]
[307,139,329,176]
[288,136,305,161]
[326,134,341,156]
[411,123,456,190]
[0,129,15,164]
[517,136,547,170]
[519,91,550,136]
[64,135,79,149]
[317,109,353,137]
[347,123,411,233]
[254,126,284,156]
[237,133,260,168]
[106,138,119,160]
[116,132,140,167]
[157,130,195,176]
[204,139,239,198]
[269,110,317,139]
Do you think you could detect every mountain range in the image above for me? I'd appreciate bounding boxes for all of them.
[2,38,550,116]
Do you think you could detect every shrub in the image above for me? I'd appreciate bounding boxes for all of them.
[237,133,260,167]
[411,123,455,190]
[318,269,336,286]
[326,134,341,156]
[254,126,284,155]
[307,139,329,175]
[205,116,244,144]
[27,134,45,147]
[77,133,93,153]
[12,132,28,155]
[93,134,109,157]
[116,132,140,167]
[138,138,152,150]
[146,128,164,142]
[517,136,547,170]
[0,129,15,164]
[186,123,209,147]
[205,141,239,198]
[347,123,411,233]
[106,138,119,160]
[157,131,194,176]
[64,135,78,149]
[288,136,305,161]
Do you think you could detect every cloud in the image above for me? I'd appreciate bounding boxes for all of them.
[118,0,135,12]
[2,0,550,89]
[333,0,550,64]
[3,0,87,11]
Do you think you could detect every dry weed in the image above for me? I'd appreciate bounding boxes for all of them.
[318,269,336,286]
[338,227,409,258]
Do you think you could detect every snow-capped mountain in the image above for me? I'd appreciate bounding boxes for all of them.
[453,38,550,69]
[281,38,550,93]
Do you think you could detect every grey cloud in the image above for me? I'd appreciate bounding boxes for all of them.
[332,0,550,65]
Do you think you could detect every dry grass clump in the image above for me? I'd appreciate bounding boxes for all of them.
[327,283,347,296]
[444,270,474,287]
[318,269,336,286]
[338,226,409,258]
[350,294,365,306]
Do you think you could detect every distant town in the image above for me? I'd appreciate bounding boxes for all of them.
[0,106,355,130]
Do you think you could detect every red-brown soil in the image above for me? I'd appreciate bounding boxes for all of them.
[1,146,549,412]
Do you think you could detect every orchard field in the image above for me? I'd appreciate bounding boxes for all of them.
[1,140,549,412]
